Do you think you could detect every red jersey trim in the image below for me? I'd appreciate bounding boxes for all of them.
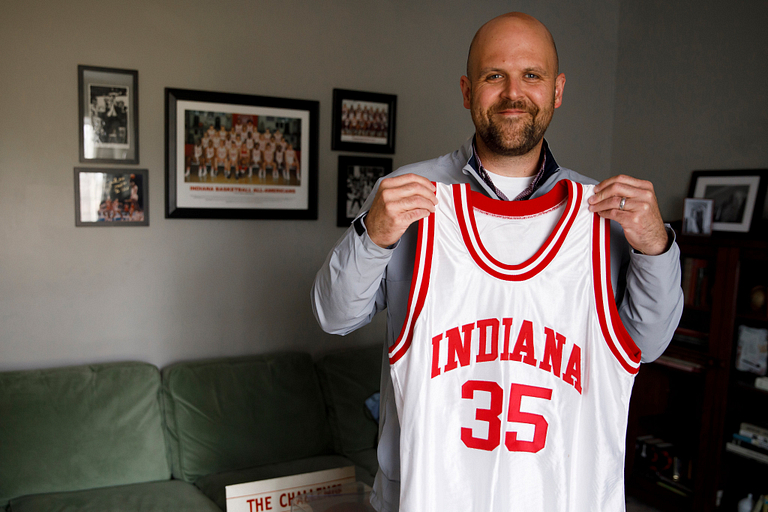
[389,210,435,364]
[455,180,582,281]
[591,215,642,373]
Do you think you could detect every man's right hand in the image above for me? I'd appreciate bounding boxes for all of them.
[366,174,438,248]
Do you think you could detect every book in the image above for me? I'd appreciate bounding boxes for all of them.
[726,441,768,465]
[732,434,768,456]
[739,422,768,450]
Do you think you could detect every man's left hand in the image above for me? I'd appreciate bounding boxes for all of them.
[588,175,669,256]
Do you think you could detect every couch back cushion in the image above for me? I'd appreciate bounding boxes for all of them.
[315,344,382,454]
[0,362,171,507]
[161,352,333,483]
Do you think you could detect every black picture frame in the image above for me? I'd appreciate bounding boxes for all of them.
[688,170,767,233]
[165,88,319,220]
[337,155,392,227]
[78,65,139,164]
[332,89,396,154]
[74,167,149,226]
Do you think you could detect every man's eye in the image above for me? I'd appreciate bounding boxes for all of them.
[524,73,540,79]
[487,73,503,80]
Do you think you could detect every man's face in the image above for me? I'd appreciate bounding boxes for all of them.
[461,18,564,158]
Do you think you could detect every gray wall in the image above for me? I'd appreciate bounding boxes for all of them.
[7,0,744,372]
[611,0,768,220]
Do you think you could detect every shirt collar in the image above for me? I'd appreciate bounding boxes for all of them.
[469,137,557,201]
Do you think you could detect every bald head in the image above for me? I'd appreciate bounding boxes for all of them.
[466,12,559,80]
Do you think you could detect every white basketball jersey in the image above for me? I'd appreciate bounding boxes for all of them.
[389,180,640,512]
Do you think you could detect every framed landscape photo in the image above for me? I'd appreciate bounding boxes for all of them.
[337,155,391,227]
[332,89,396,154]
[74,167,148,226]
[165,88,319,219]
[688,170,767,233]
[682,198,714,236]
[78,65,139,164]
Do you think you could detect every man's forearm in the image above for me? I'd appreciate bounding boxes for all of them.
[311,221,392,335]
[619,237,684,362]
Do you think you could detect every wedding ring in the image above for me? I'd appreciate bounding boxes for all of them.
[619,197,627,211]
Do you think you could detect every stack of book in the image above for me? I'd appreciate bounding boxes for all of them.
[726,422,768,465]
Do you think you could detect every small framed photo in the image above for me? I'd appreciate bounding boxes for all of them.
[688,170,767,233]
[74,168,148,226]
[337,155,391,227]
[682,198,714,236]
[165,88,319,220]
[78,65,139,164]
[332,89,396,154]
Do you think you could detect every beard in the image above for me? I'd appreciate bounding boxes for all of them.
[472,97,554,157]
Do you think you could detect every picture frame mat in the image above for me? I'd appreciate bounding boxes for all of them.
[175,99,310,211]
[692,175,761,232]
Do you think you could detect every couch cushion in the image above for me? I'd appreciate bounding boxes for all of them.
[162,353,334,483]
[315,345,382,454]
[194,454,360,511]
[0,362,170,508]
[9,479,220,512]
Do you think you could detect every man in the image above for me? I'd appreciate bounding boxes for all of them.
[312,12,683,512]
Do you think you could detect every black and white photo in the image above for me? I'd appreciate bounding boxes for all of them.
[682,198,713,236]
[78,66,139,164]
[337,156,391,227]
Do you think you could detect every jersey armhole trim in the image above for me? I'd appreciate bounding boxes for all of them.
[592,215,642,374]
[389,206,435,364]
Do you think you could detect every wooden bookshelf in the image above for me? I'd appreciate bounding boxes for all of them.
[626,232,768,511]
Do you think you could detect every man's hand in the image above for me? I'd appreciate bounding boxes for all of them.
[588,175,669,255]
[366,174,437,248]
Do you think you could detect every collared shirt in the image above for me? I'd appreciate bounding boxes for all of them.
[469,138,549,201]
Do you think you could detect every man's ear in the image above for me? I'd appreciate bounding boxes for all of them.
[460,75,472,110]
[554,73,566,109]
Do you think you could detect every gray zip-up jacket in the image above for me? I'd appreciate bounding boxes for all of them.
[312,138,684,512]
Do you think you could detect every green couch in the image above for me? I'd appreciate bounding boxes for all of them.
[0,346,382,512]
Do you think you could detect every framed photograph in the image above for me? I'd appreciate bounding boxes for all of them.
[165,88,319,219]
[332,89,396,154]
[78,65,139,164]
[682,198,714,236]
[337,155,391,227]
[688,170,767,233]
[74,168,148,226]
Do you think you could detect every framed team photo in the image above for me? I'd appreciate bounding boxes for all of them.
[331,89,396,154]
[688,170,767,233]
[74,167,148,226]
[78,65,139,164]
[682,198,714,236]
[337,155,391,227]
[165,88,319,219]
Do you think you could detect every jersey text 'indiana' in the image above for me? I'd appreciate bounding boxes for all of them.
[430,318,582,394]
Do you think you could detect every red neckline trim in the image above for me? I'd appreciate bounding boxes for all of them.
[454,180,581,281]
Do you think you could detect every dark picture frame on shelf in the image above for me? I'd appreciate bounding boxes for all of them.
[331,89,396,154]
[337,155,392,227]
[78,65,139,164]
[688,170,768,233]
[165,88,319,220]
[682,198,714,236]
[74,167,148,226]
